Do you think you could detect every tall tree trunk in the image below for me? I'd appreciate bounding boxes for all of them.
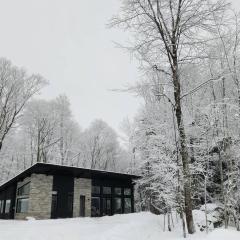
[172,55,195,234]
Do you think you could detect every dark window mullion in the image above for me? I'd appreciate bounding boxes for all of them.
[131,187,134,213]
[110,187,113,215]
[100,186,103,216]
[121,188,124,214]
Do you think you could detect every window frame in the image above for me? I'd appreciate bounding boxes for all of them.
[91,196,101,217]
[102,186,111,195]
[17,182,30,196]
[16,197,29,213]
[102,197,111,216]
[0,199,4,214]
[124,188,131,196]
[114,187,122,196]
[92,186,101,195]
[4,199,11,214]
[124,197,132,213]
[113,197,122,214]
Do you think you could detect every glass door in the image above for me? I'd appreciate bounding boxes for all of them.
[102,198,111,216]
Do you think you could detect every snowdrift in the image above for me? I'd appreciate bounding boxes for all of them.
[0,212,239,240]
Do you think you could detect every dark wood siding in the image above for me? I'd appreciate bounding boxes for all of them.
[0,183,17,219]
[51,175,74,219]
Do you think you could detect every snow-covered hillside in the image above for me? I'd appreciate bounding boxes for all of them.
[0,212,239,240]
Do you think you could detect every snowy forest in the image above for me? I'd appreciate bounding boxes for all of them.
[0,62,130,182]
[110,0,240,237]
[1,0,240,239]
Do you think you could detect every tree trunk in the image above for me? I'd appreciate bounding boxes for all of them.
[172,55,195,234]
[180,206,187,238]
[168,210,172,231]
[204,176,209,234]
[219,152,228,228]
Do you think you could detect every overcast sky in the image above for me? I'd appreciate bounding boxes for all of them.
[0,0,239,134]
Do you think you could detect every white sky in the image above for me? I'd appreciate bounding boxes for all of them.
[0,0,239,133]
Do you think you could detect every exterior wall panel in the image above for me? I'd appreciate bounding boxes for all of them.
[51,175,74,218]
[0,183,17,219]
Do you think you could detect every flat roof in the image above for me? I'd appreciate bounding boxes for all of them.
[0,163,139,191]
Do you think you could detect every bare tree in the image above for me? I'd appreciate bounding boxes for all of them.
[111,0,230,234]
[80,119,119,171]
[22,100,59,164]
[0,58,46,151]
[52,95,72,165]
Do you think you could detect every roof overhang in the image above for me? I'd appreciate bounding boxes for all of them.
[0,163,140,191]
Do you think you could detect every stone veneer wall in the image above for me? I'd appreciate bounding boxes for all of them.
[73,178,92,217]
[15,174,53,220]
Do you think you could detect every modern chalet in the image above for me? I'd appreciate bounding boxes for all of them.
[0,163,138,220]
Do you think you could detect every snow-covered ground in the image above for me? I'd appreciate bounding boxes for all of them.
[0,212,239,240]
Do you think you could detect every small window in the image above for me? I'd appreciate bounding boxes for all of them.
[124,198,132,213]
[114,198,122,214]
[17,182,30,196]
[103,187,111,195]
[0,200,4,213]
[5,200,11,213]
[92,186,100,195]
[16,198,29,213]
[114,188,121,195]
[124,188,131,196]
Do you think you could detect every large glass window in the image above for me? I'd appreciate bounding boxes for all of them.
[91,197,100,217]
[0,200,4,213]
[4,200,11,213]
[16,198,29,213]
[17,182,30,196]
[103,187,111,195]
[124,198,132,213]
[92,186,100,195]
[114,198,122,214]
[91,184,133,216]
[114,188,121,195]
[124,188,131,196]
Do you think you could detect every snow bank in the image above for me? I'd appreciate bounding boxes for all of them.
[205,229,240,240]
[199,203,219,213]
[0,212,239,240]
